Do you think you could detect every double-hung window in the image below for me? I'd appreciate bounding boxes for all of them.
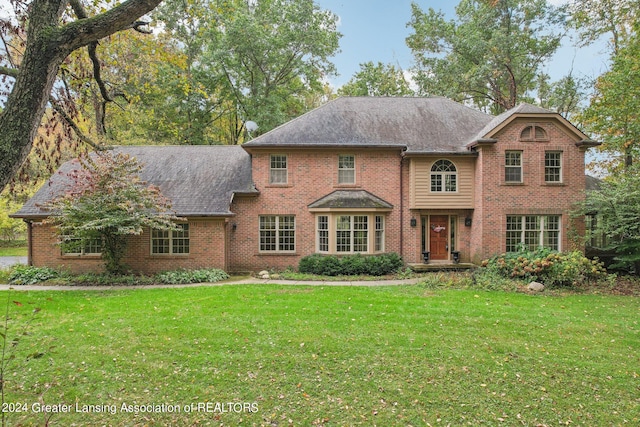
[338,155,355,184]
[545,151,562,183]
[259,215,295,252]
[152,224,190,255]
[505,151,522,183]
[269,155,288,184]
[337,215,368,253]
[506,215,560,252]
[62,235,102,256]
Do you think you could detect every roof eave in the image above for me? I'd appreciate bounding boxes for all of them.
[575,139,602,149]
[404,150,479,157]
[243,143,407,153]
[466,138,498,149]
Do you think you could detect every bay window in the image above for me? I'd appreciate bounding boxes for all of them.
[316,213,385,254]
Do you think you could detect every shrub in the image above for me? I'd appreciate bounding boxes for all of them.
[8,265,60,285]
[155,268,230,284]
[298,253,404,276]
[71,273,155,286]
[480,249,608,287]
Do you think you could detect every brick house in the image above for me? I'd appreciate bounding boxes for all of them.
[12,97,599,274]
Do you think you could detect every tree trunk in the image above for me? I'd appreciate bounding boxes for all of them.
[0,0,163,192]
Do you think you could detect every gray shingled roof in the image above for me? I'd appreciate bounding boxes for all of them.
[585,175,602,191]
[12,146,256,218]
[244,97,493,154]
[308,190,393,209]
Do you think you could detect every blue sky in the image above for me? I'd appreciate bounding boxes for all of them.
[315,0,611,89]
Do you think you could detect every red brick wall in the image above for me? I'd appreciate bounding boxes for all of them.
[29,218,228,275]
[469,118,588,262]
[27,117,590,274]
[229,148,405,272]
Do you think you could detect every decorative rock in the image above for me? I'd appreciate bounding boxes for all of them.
[527,281,545,292]
[258,270,270,279]
[270,273,280,280]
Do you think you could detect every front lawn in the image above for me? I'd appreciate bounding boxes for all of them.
[0,239,27,257]
[1,285,638,426]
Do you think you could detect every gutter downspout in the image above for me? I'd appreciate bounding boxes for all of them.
[399,153,405,259]
[25,220,33,266]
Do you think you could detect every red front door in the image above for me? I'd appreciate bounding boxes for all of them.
[429,215,449,260]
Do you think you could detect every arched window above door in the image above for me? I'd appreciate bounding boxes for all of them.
[430,159,457,192]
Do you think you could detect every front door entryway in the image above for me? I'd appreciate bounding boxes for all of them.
[429,215,449,260]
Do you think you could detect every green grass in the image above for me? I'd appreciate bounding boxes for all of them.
[0,285,638,426]
[0,246,27,257]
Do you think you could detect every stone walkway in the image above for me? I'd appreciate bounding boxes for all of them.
[0,276,425,291]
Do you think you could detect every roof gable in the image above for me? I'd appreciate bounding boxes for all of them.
[13,146,256,218]
[467,103,593,147]
[308,190,393,210]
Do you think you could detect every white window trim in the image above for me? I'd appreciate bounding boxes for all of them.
[338,154,356,185]
[315,213,385,254]
[317,215,329,253]
[151,223,190,255]
[544,151,563,183]
[506,215,561,252]
[505,150,523,183]
[430,159,458,193]
[269,154,288,185]
[259,215,296,253]
[61,235,102,256]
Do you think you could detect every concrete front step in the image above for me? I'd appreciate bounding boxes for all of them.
[409,262,477,272]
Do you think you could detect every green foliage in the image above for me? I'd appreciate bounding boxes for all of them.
[564,0,637,53]
[148,0,341,145]
[583,167,640,272]
[480,249,608,287]
[155,268,230,284]
[580,22,640,169]
[4,267,229,286]
[70,273,155,286]
[338,61,414,97]
[8,266,60,285]
[298,253,404,276]
[45,152,180,275]
[406,0,564,113]
[0,194,26,241]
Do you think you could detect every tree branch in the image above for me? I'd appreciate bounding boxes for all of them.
[0,66,18,79]
[49,97,107,152]
[59,0,163,53]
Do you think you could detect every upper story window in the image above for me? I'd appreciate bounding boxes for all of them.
[505,151,522,183]
[545,151,562,183]
[338,155,355,184]
[520,125,548,142]
[269,154,288,184]
[430,159,457,192]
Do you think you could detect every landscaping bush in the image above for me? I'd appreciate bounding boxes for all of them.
[480,249,608,287]
[71,273,155,286]
[8,265,60,285]
[298,253,404,276]
[155,268,230,284]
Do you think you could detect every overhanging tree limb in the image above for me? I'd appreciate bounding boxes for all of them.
[0,0,163,192]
